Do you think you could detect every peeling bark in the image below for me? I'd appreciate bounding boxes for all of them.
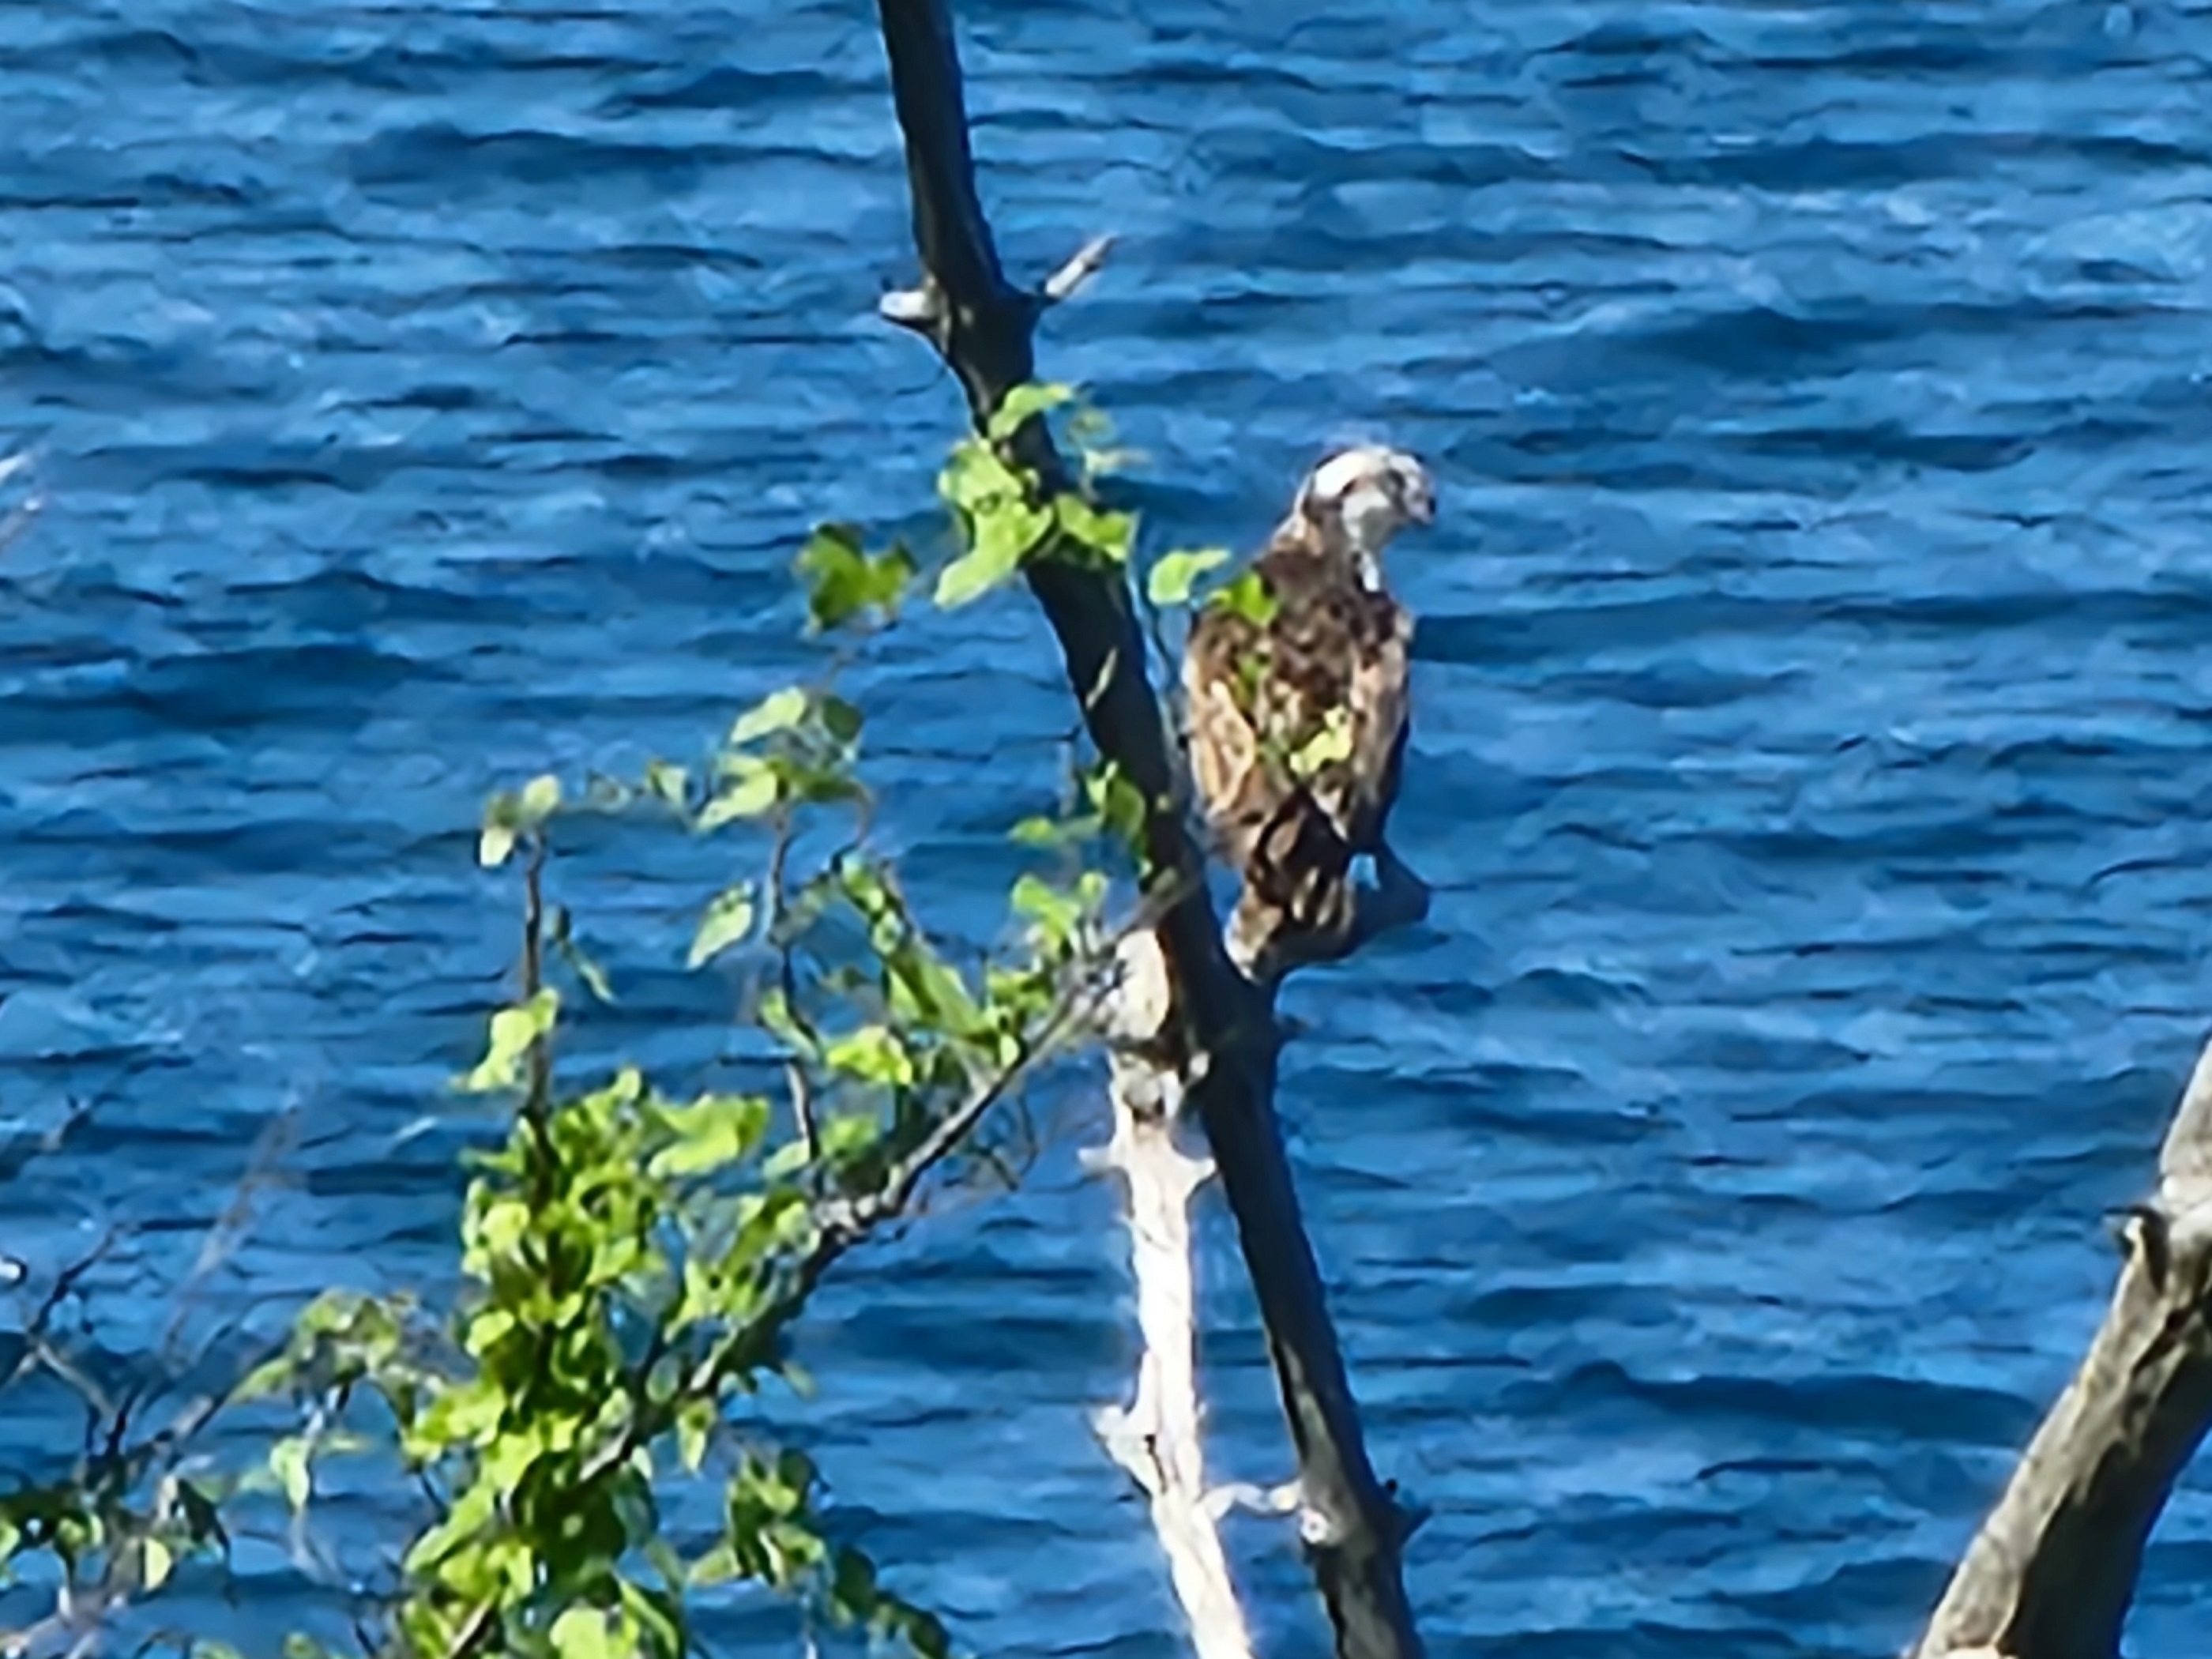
[1913,1036,2212,1659]
[1091,929,1251,1659]
[868,3,1421,1655]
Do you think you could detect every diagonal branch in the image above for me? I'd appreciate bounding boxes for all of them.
[1912,1034,2212,1659]
[869,4,1422,1655]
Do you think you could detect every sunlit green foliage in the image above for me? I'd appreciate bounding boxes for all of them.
[794,524,916,634]
[2,383,1163,1659]
[231,394,1137,1659]
[1288,706,1355,780]
[1208,570,1278,628]
[933,382,1157,607]
[1144,547,1231,609]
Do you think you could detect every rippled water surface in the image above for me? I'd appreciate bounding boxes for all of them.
[6,1,2212,1653]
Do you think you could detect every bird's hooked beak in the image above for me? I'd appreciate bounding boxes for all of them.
[1402,472,1435,527]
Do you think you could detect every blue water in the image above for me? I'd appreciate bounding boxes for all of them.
[6,1,2212,1653]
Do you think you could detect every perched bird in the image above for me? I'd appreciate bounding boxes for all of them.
[1181,444,1434,959]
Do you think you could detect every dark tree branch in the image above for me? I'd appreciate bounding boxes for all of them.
[870,4,1422,1655]
[1913,1036,2212,1659]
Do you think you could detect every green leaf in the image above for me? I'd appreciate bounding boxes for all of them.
[1146,547,1232,608]
[986,382,1075,442]
[829,1547,879,1621]
[935,501,1051,608]
[690,1545,739,1588]
[401,1477,499,1581]
[795,522,867,630]
[234,1353,295,1402]
[687,885,757,970]
[478,773,564,867]
[818,694,863,747]
[642,759,690,811]
[478,795,521,868]
[761,1138,813,1181]
[938,438,1027,517]
[620,1582,684,1659]
[270,1437,310,1512]
[463,1195,531,1273]
[1010,813,1083,848]
[649,1093,769,1179]
[675,1400,714,1474]
[1291,707,1355,777]
[786,760,863,808]
[906,1611,952,1659]
[1084,762,1150,851]
[409,1379,505,1453]
[729,687,810,747]
[478,822,517,870]
[870,544,919,607]
[459,988,559,1094]
[142,1537,173,1592]
[818,1113,882,1163]
[480,1428,540,1494]
[823,1025,914,1088]
[520,773,561,822]
[1211,569,1280,626]
[550,1606,625,1659]
[698,759,781,830]
[462,1307,514,1359]
[797,525,915,632]
[757,986,815,1055]
[1011,875,1085,947]
[1055,494,1134,566]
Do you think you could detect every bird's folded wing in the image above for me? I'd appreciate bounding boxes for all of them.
[1183,608,1272,861]
[1341,600,1412,845]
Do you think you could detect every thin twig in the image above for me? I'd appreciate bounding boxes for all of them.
[162,1102,301,1366]
[520,833,559,1209]
[1042,235,1116,306]
[765,803,821,1161]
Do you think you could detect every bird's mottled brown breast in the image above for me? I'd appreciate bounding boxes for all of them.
[1181,538,1412,869]
[1253,543,1405,721]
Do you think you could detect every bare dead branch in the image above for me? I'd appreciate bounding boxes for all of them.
[868,3,1421,1653]
[1911,1034,2212,1659]
[1043,235,1116,306]
[1089,1034,1253,1659]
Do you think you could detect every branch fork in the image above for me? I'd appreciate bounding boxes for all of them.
[870,2,1421,1653]
[881,234,1115,338]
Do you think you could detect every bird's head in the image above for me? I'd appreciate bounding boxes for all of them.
[1292,445,1435,581]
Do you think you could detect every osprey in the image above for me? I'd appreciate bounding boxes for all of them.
[1181,444,1435,957]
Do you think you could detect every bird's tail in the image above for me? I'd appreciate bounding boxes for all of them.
[1243,785,1356,944]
